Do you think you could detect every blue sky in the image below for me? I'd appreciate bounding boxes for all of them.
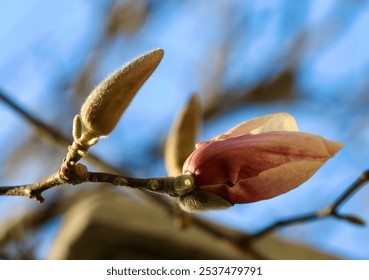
[1,0,369,259]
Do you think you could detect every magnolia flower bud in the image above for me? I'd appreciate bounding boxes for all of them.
[182,112,344,206]
[80,48,164,137]
[165,94,201,176]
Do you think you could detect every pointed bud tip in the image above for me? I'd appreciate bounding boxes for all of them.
[150,48,164,58]
[133,48,164,68]
[340,214,365,226]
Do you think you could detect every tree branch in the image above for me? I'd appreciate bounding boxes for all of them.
[0,160,195,202]
[0,172,63,202]
[244,170,369,242]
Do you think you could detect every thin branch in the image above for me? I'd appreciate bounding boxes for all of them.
[0,161,195,202]
[330,170,369,211]
[0,90,70,145]
[0,172,63,203]
[0,89,129,176]
[244,170,369,242]
[90,172,195,196]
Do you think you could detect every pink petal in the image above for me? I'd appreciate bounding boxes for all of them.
[201,160,324,203]
[183,131,343,204]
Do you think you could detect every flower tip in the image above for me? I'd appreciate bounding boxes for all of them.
[325,139,344,156]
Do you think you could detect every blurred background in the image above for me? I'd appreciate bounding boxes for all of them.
[0,0,368,260]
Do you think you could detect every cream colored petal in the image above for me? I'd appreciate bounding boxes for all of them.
[214,112,298,140]
[250,112,298,134]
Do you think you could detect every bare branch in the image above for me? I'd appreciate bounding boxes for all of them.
[0,172,62,202]
[244,170,369,242]
[330,170,369,211]
[0,160,195,202]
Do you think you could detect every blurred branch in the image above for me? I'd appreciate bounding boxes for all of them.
[244,170,369,242]
[0,89,128,175]
[0,90,69,145]
[202,68,297,122]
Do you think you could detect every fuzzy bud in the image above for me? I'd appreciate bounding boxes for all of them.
[179,191,233,212]
[165,94,201,176]
[80,48,164,137]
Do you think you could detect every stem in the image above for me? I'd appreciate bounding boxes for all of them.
[249,213,318,240]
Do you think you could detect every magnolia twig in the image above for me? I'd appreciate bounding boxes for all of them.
[245,170,369,242]
[88,172,194,196]
[0,162,195,202]
[0,91,195,202]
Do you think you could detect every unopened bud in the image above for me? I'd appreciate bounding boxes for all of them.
[80,48,164,137]
[178,191,233,212]
[165,94,201,176]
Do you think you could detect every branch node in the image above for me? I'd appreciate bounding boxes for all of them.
[24,188,45,203]
[316,207,333,217]
[112,177,128,186]
[75,164,89,182]
[148,179,160,190]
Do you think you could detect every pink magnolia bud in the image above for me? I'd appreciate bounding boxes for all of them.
[182,113,343,204]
